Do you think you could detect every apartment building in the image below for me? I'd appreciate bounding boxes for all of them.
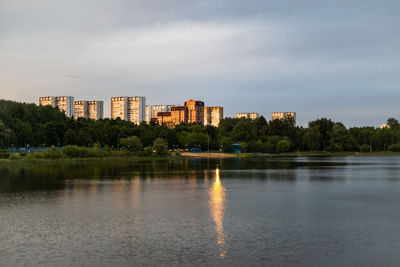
[171,106,188,125]
[88,101,104,120]
[39,96,74,117]
[157,111,173,127]
[204,107,224,127]
[272,112,296,124]
[74,101,89,119]
[236,112,259,120]
[184,99,204,124]
[111,96,145,124]
[146,105,167,123]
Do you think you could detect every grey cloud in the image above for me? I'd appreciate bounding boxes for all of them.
[0,0,399,126]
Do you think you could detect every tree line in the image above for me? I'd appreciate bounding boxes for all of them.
[1,99,400,152]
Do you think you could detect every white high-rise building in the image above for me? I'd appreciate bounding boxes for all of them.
[146,105,168,123]
[74,101,89,119]
[111,97,128,120]
[39,96,74,117]
[111,96,146,124]
[88,101,104,120]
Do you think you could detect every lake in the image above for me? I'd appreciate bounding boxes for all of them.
[1,156,400,266]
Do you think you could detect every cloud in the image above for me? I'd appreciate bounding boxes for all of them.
[0,0,399,126]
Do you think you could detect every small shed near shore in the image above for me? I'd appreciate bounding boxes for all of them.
[232,144,241,153]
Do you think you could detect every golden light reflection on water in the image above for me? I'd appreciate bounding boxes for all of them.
[209,167,227,258]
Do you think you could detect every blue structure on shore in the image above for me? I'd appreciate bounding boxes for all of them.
[232,144,241,153]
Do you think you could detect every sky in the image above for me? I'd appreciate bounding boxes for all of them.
[0,0,399,126]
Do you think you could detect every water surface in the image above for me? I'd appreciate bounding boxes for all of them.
[1,156,400,266]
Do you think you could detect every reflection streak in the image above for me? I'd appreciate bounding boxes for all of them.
[209,168,227,258]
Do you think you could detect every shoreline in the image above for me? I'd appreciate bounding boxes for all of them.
[180,152,236,158]
[1,151,400,164]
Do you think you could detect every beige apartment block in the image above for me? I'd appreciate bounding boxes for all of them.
[111,96,145,124]
[39,96,74,117]
[88,101,104,120]
[272,112,296,124]
[111,97,128,120]
[127,96,146,125]
[204,107,224,127]
[236,112,259,120]
[74,101,89,119]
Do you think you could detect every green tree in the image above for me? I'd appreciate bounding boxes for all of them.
[44,122,59,146]
[186,132,208,149]
[14,120,33,146]
[120,136,142,152]
[328,124,358,151]
[75,129,93,147]
[153,138,168,155]
[309,118,335,151]
[360,144,371,153]
[387,118,400,130]
[276,139,291,152]
[63,129,77,145]
[388,143,400,152]
[304,127,321,150]
[220,136,233,152]
[231,120,255,142]
[0,121,12,148]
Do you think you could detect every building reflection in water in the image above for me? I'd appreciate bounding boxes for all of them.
[209,167,227,258]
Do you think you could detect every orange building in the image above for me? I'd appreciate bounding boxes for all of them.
[171,106,188,125]
[184,99,204,124]
[157,111,173,127]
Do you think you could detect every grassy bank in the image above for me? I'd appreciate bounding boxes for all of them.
[237,151,400,158]
[0,147,181,163]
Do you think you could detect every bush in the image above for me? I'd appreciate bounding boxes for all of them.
[26,152,44,159]
[0,152,10,159]
[62,145,90,158]
[9,153,22,160]
[388,143,400,152]
[89,149,108,158]
[276,140,291,153]
[360,144,371,153]
[153,138,168,155]
[138,146,153,157]
[62,145,81,158]
[120,136,142,152]
[41,147,63,159]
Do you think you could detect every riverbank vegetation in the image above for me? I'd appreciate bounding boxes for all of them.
[1,99,400,154]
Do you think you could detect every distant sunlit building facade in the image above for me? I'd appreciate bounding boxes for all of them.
[74,101,89,119]
[88,101,104,120]
[379,124,390,129]
[146,105,168,123]
[236,112,259,120]
[184,99,204,124]
[39,96,74,118]
[171,106,188,125]
[157,111,173,127]
[111,97,128,120]
[128,96,146,125]
[111,96,145,124]
[272,112,296,124]
[204,107,224,127]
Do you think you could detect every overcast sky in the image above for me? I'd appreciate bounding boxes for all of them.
[0,0,399,126]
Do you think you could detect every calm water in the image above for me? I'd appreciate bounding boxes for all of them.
[1,156,400,266]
